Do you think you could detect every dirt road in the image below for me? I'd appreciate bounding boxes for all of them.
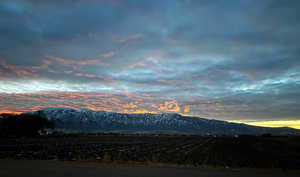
[1,160,299,177]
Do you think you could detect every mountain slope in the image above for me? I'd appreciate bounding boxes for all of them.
[27,108,299,135]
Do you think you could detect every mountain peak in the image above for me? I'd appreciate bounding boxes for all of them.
[29,108,300,135]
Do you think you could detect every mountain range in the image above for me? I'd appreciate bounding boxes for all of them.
[27,108,300,135]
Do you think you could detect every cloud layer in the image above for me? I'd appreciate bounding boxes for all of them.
[0,0,300,123]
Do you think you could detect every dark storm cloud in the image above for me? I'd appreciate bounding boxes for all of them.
[0,0,300,121]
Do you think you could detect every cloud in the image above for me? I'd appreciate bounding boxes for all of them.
[0,0,300,122]
[0,79,113,94]
[0,60,35,78]
[0,92,185,114]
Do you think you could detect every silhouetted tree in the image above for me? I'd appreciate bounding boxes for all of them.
[0,114,54,137]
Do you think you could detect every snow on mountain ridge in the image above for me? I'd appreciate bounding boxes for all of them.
[37,107,185,121]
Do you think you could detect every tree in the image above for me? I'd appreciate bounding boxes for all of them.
[0,114,54,137]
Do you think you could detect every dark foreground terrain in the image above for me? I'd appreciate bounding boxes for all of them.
[0,160,298,177]
[1,134,300,170]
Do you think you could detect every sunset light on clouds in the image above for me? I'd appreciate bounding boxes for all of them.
[1,0,300,129]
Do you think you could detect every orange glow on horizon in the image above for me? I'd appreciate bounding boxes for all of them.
[183,105,190,113]
[122,109,158,114]
[0,110,22,114]
[230,120,300,130]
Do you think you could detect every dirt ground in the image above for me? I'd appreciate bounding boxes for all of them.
[0,160,298,177]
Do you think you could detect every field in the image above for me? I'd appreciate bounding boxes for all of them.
[0,134,300,170]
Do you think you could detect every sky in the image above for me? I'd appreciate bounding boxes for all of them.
[0,0,300,128]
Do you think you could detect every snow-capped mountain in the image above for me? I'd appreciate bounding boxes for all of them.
[28,108,299,135]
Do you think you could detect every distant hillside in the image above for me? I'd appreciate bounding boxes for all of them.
[26,108,300,135]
